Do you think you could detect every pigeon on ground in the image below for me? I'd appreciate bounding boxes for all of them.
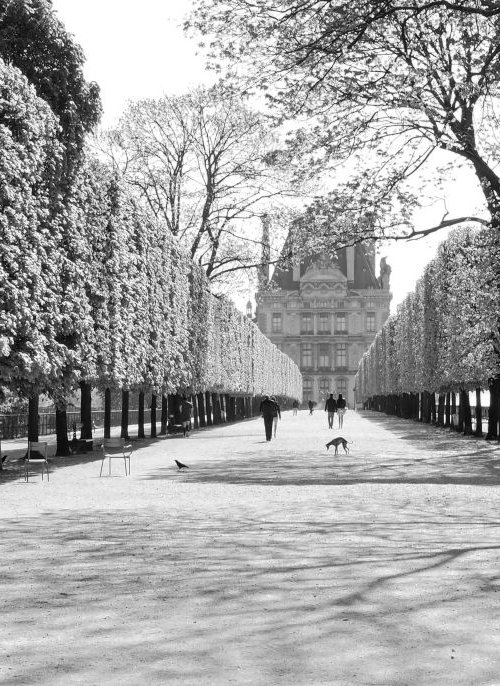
[175,459,189,470]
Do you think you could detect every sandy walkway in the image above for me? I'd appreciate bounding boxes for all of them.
[1,409,500,685]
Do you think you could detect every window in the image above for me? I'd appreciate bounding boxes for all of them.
[301,313,313,333]
[336,300,345,309]
[336,343,347,369]
[335,312,347,333]
[319,378,330,397]
[318,343,330,369]
[272,312,282,333]
[258,315,266,333]
[272,300,281,309]
[303,378,313,402]
[301,343,313,368]
[366,312,376,332]
[318,313,330,334]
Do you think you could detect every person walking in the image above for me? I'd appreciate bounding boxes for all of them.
[292,399,299,416]
[324,393,337,429]
[337,393,347,429]
[180,396,193,437]
[308,399,314,415]
[270,396,281,437]
[259,395,276,441]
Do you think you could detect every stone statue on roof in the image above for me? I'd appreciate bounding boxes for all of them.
[378,257,391,290]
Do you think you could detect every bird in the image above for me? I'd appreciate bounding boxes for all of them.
[175,459,189,470]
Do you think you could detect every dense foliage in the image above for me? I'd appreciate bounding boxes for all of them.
[355,226,500,399]
[0,0,101,169]
[0,59,301,404]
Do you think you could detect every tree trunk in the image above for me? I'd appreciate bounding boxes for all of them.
[138,391,145,439]
[150,393,157,438]
[104,388,111,439]
[212,393,221,424]
[80,381,93,439]
[161,395,169,435]
[430,392,436,424]
[486,377,500,440]
[445,392,451,427]
[28,394,39,443]
[460,389,473,436]
[475,387,483,438]
[192,394,199,429]
[437,394,445,426]
[197,392,206,427]
[55,403,70,457]
[121,389,129,439]
[205,391,213,425]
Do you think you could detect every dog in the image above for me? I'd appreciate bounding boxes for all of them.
[325,437,351,455]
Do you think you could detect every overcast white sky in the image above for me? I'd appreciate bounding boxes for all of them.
[51,0,484,314]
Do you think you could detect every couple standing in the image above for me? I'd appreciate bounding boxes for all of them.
[259,395,281,441]
[324,393,347,429]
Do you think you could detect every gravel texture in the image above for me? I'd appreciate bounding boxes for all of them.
[1,409,500,685]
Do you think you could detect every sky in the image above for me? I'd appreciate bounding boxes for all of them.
[51,0,484,314]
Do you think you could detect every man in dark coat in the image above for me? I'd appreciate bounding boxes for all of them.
[324,393,337,429]
[180,396,193,437]
[259,395,277,441]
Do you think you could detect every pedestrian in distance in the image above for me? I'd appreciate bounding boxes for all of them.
[270,395,281,437]
[292,399,299,416]
[259,395,277,441]
[337,393,347,429]
[324,393,337,429]
[180,395,193,437]
[308,399,314,415]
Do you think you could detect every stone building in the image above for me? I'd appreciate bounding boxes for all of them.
[255,245,392,407]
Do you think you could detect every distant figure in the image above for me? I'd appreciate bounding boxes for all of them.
[270,396,281,438]
[324,393,337,429]
[292,399,299,416]
[308,400,314,415]
[337,394,347,429]
[180,396,193,437]
[260,395,277,441]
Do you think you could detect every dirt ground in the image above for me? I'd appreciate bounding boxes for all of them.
[1,409,500,686]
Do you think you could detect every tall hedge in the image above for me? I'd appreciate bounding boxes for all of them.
[0,59,302,405]
[355,226,500,399]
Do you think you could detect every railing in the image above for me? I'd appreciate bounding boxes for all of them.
[0,410,140,440]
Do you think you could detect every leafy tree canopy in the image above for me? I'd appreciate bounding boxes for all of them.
[0,0,101,163]
[188,0,500,247]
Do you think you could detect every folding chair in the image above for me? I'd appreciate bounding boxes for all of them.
[100,438,132,477]
[25,441,50,482]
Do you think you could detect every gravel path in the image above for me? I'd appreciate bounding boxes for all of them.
[1,409,500,685]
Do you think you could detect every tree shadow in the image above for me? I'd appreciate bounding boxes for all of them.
[2,504,500,684]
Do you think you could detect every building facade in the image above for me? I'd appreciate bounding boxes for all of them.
[255,245,392,407]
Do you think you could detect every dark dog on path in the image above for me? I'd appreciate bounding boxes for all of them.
[325,437,351,455]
